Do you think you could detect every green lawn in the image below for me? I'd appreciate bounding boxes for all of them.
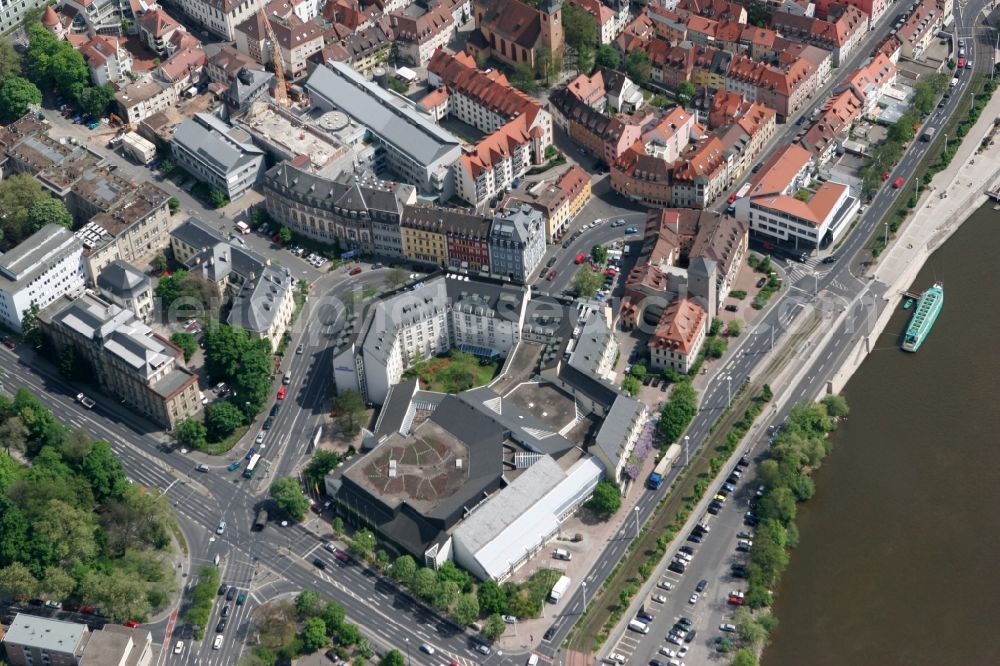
[403,352,499,393]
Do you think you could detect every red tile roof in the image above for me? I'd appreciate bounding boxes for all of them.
[651,298,706,354]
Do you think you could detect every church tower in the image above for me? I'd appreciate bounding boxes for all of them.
[539,0,564,55]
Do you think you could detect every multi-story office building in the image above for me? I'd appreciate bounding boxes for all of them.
[2,614,90,666]
[488,205,547,284]
[263,159,416,253]
[0,225,87,333]
[39,291,201,429]
[305,62,462,200]
[172,113,265,200]
[174,0,264,40]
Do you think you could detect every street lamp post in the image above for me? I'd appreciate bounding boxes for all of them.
[405,638,410,666]
[884,222,889,248]
[633,506,640,539]
[684,435,690,467]
[726,375,733,405]
[582,581,588,612]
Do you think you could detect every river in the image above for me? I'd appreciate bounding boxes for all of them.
[763,202,1000,666]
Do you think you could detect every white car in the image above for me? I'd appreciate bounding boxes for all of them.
[173,641,184,655]
[660,647,678,658]
[502,615,518,624]
[729,590,745,599]
[720,623,738,633]
[652,594,667,604]
[419,643,435,655]
[688,592,700,605]
[212,635,224,650]
[658,581,674,591]
[604,653,626,664]
[216,521,226,535]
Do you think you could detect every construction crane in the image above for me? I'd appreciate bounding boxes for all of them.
[258,8,289,108]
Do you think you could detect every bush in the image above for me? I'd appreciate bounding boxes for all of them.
[586,480,622,516]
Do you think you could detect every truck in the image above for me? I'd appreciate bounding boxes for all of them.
[120,132,156,165]
[646,444,682,489]
[921,127,936,142]
[548,575,571,603]
[75,393,95,409]
[253,509,268,531]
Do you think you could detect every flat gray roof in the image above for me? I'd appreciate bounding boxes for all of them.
[3,613,87,655]
[305,62,461,169]
[0,224,82,289]
[173,113,263,175]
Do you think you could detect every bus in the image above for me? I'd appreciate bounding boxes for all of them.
[243,454,262,479]
[253,509,268,531]
[728,182,752,204]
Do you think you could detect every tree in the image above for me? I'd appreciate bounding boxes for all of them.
[81,440,129,504]
[757,486,797,526]
[0,173,51,244]
[389,555,417,584]
[40,566,76,601]
[205,401,244,442]
[0,562,37,600]
[49,48,89,102]
[572,266,603,298]
[0,416,28,455]
[20,303,42,348]
[303,450,341,490]
[434,580,460,610]
[256,601,298,652]
[349,528,376,560]
[590,244,608,265]
[677,81,696,105]
[152,251,169,274]
[477,579,507,616]
[384,267,408,290]
[822,394,850,417]
[629,363,647,380]
[411,567,438,599]
[595,44,620,70]
[167,197,180,213]
[380,650,406,666]
[269,477,310,521]
[586,479,622,515]
[483,613,506,639]
[621,376,640,396]
[322,601,345,633]
[170,332,198,362]
[454,593,480,626]
[731,648,759,666]
[209,189,229,209]
[333,622,361,647]
[657,382,698,443]
[625,49,651,86]
[202,325,273,416]
[279,226,292,244]
[174,418,207,449]
[78,85,115,119]
[735,607,770,650]
[511,62,536,94]
[0,76,42,123]
[0,36,21,81]
[79,570,151,621]
[704,336,727,359]
[562,3,598,50]
[576,44,595,74]
[727,319,744,337]
[474,51,488,69]
[295,589,322,618]
[334,390,366,435]
[535,47,562,86]
[302,617,328,650]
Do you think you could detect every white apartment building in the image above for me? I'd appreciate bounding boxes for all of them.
[79,35,134,86]
[116,77,179,126]
[175,0,264,40]
[341,276,529,404]
[733,144,859,249]
[0,225,86,333]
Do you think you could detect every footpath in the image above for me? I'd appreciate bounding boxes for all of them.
[824,81,1000,394]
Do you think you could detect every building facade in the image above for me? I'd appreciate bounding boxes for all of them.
[0,225,87,333]
[172,113,266,200]
[488,205,546,283]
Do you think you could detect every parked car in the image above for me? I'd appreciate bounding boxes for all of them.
[720,623,738,633]
[277,387,287,400]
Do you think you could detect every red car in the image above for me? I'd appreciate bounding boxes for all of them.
[728,595,745,606]
[334,550,350,563]
[349,266,362,276]
[893,176,904,189]
[958,57,966,68]
[727,192,738,204]
[604,267,618,277]
[881,171,890,182]
[547,270,557,281]
[79,605,94,614]
[2,337,14,350]
[123,620,140,628]
[277,387,287,400]
[574,252,586,264]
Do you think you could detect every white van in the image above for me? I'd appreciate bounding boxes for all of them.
[526,655,539,666]
[553,548,572,561]
[951,77,959,87]
[628,619,650,634]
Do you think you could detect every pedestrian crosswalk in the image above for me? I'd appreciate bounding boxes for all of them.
[785,255,822,285]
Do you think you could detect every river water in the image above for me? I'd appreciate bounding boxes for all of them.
[763,202,1000,666]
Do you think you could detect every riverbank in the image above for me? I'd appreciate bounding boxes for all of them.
[822,77,1000,397]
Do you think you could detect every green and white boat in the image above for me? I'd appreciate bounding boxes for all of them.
[901,283,943,352]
